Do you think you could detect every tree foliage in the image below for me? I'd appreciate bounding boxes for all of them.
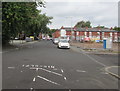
[74,21,91,28]
[2,2,53,45]
[113,26,120,31]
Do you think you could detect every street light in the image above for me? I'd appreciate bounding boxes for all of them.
[65,16,73,41]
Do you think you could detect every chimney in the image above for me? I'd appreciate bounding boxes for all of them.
[110,27,113,30]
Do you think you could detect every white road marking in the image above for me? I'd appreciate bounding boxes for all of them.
[35,65,38,67]
[21,71,23,72]
[31,65,34,67]
[76,70,86,73]
[48,66,50,68]
[8,67,15,69]
[25,65,29,67]
[101,72,109,74]
[105,66,120,78]
[80,49,106,67]
[36,68,39,71]
[61,69,64,73]
[72,47,107,67]
[30,88,33,90]
[33,77,36,82]
[22,65,25,67]
[40,68,63,76]
[37,75,60,85]
[30,67,63,77]
[51,66,55,68]
[64,77,67,80]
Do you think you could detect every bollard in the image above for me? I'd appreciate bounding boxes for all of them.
[103,39,106,49]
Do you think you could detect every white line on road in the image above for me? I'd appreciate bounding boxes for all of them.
[64,77,67,80]
[30,88,34,91]
[36,68,39,71]
[105,66,120,78]
[30,67,63,77]
[22,65,25,67]
[61,69,64,73]
[86,54,106,67]
[51,66,55,68]
[33,77,36,82]
[37,75,60,85]
[76,70,86,73]
[8,67,15,69]
[78,48,107,67]
[25,65,30,67]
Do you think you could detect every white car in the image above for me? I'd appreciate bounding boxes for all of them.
[58,39,70,49]
[53,38,59,44]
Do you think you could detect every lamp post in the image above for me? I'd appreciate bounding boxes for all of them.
[65,16,73,41]
[70,16,73,41]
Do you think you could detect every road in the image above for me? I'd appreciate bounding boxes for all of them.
[2,40,119,90]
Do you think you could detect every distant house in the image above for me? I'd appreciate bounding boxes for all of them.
[52,26,120,42]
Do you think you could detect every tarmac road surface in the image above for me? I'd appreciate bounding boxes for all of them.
[2,40,119,90]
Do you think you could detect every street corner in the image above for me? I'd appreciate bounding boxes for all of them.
[105,66,120,79]
[70,45,84,53]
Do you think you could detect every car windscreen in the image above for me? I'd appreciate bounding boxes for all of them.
[54,39,58,41]
[60,40,68,43]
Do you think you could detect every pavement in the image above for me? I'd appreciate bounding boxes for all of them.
[3,40,38,53]
[70,42,119,55]
[9,40,38,46]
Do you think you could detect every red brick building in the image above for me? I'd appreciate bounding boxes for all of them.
[52,26,120,42]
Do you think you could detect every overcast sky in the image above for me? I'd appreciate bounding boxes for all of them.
[37,0,119,29]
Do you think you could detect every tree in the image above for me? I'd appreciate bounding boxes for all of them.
[2,2,53,45]
[74,20,91,28]
[95,25,105,28]
[48,29,56,37]
[113,26,120,31]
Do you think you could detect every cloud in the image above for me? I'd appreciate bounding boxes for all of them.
[45,0,119,2]
[38,1,118,29]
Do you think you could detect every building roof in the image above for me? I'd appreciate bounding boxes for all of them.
[59,26,119,32]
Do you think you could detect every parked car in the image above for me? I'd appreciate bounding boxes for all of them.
[58,39,70,49]
[53,38,59,44]
[30,36,34,41]
[42,37,46,40]
[84,37,90,42]
[25,37,32,42]
[49,37,53,40]
[14,37,19,40]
